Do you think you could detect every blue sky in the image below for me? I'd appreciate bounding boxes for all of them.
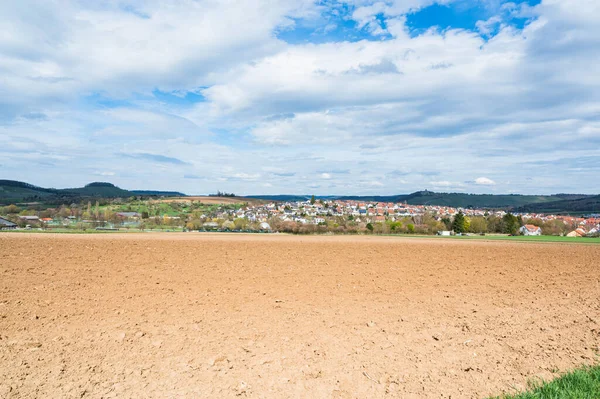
[0,0,599,195]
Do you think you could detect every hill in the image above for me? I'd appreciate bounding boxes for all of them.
[248,191,595,210]
[2,180,598,213]
[515,194,600,214]
[398,191,587,208]
[63,182,133,198]
[0,180,185,205]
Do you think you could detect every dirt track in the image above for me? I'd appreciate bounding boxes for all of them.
[1,233,599,398]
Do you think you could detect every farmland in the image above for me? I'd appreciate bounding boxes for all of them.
[1,233,598,398]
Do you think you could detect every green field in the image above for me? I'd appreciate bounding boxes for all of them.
[440,234,600,244]
[489,365,600,399]
[375,233,600,244]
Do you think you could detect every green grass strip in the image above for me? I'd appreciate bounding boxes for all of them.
[490,365,600,399]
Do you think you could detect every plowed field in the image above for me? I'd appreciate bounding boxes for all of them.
[1,233,598,398]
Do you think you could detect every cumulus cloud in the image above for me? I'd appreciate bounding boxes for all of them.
[1,0,599,195]
[474,177,496,186]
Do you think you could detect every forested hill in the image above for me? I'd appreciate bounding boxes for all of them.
[2,179,598,213]
[248,191,597,211]
[515,194,600,214]
[396,191,590,209]
[0,180,184,205]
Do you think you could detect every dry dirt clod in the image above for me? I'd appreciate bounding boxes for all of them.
[209,355,228,366]
[363,371,380,384]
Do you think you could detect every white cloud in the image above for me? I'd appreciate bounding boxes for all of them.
[1,0,600,195]
[0,0,320,117]
[474,177,496,186]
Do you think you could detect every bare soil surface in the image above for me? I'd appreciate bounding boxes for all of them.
[1,233,599,398]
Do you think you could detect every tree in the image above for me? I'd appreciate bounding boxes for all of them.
[502,213,519,235]
[441,217,452,230]
[310,195,316,205]
[469,216,488,234]
[3,204,21,214]
[527,218,544,227]
[387,220,403,233]
[366,223,374,232]
[452,211,466,233]
[222,220,235,231]
[463,217,471,232]
[234,218,248,230]
[486,215,503,233]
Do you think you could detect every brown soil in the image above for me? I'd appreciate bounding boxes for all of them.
[1,233,598,398]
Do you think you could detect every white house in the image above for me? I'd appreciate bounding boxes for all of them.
[520,224,542,236]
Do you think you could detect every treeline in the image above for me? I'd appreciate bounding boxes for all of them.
[211,191,236,197]
[0,180,56,192]
[267,212,580,236]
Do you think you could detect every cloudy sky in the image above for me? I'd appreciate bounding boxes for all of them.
[1,0,599,195]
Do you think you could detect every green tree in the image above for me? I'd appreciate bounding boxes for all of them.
[461,217,470,232]
[469,216,488,234]
[452,211,466,233]
[310,195,316,205]
[502,213,519,235]
[234,218,248,230]
[441,217,452,230]
[3,204,21,214]
[366,223,374,232]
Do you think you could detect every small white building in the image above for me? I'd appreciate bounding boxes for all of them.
[520,224,542,236]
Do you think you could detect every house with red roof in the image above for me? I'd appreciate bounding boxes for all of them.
[519,224,542,236]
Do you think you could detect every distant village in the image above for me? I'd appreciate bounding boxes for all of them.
[1,197,599,238]
[228,199,598,236]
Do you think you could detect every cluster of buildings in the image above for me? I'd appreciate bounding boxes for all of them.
[517,214,600,237]
[227,200,492,225]
[224,199,600,236]
[1,199,599,236]
[0,212,145,230]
